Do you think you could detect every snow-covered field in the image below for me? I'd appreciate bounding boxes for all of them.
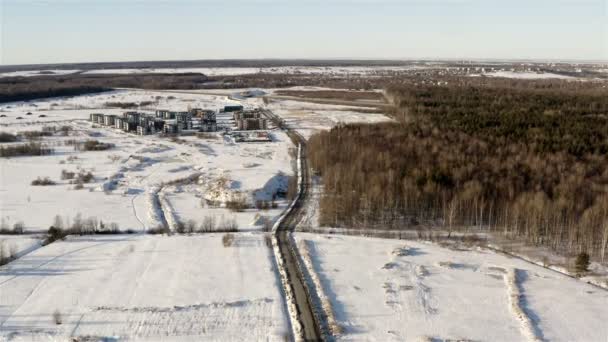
[0,90,293,232]
[265,99,393,140]
[0,69,81,78]
[295,233,608,342]
[0,235,43,259]
[471,70,575,79]
[82,65,424,76]
[0,234,289,341]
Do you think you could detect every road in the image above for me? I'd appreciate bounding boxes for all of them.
[263,109,323,341]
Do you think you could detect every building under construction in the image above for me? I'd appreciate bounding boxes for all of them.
[233,110,268,131]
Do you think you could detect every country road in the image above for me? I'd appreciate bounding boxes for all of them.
[263,109,323,341]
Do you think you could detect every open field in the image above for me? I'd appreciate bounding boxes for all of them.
[0,90,293,233]
[0,234,289,341]
[295,233,608,342]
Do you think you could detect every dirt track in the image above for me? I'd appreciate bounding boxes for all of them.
[263,109,323,341]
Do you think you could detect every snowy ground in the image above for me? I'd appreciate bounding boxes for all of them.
[0,235,43,260]
[0,234,289,341]
[470,70,576,79]
[82,66,425,77]
[295,233,608,342]
[0,70,81,78]
[0,90,293,233]
[264,99,393,140]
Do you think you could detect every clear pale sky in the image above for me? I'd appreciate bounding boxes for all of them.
[0,0,606,65]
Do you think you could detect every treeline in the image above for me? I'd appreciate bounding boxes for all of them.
[309,82,608,261]
[0,73,209,103]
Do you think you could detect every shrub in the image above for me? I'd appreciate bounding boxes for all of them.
[20,130,53,140]
[226,195,249,212]
[53,310,62,325]
[574,252,590,273]
[218,216,239,232]
[255,200,271,210]
[73,139,113,151]
[45,226,66,245]
[200,216,216,232]
[0,142,53,157]
[0,132,17,143]
[222,233,235,247]
[176,221,186,234]
[196,132,218,140]
[61,170,75,180]
[147,225,170,235]
[31,177,56,186]
[186,220,196,233]
[12,221,24,234]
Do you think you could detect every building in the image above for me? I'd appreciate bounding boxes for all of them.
[115,117,124,129]
[163,122,181,135]
[223,105,244,113]
[234,109,267,131]
[89,113,104,124]
[156,110,172,119]
[125,111,141,124]
[200,121,218,132]
[137,125,155,135]
[103,114,117,126]
[175,111,193,130]
[237,118,267,130]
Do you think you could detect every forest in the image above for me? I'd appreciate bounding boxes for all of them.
[308,81,608,261]
[0,73,209,103]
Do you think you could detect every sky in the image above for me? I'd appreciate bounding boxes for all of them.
[0,0,606,65]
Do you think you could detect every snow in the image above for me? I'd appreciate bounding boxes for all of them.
[0,70,80,78]
[472,70,575,80]
[0,90,293,233]
[0,234,289,341]
[0,235,43,259]
[265,100,393,140]
[295,233,608,342]
[82,66,425,76]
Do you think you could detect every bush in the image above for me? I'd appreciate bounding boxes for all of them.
[0,132,17,143]
[226,196,249,212]
[72,139,113,151]
[200,216,216,232]
[574,252,590,273]
[186,220,197,233]
[218,216,239,232]
[0,142,53,157]
[196,132,218,140]
[147,225,170,235]
[20,130,53,140]
[45,226,66,245]
[255,200,271,210]
[31,177,56,186]
[12,221,24,234]
[53,310,62,325]
[222,233,235,247]
[176,221,186,234]
[61,170,75,180]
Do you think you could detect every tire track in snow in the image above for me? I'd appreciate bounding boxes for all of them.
[505,268,545,342]
[0,237,134,328]
[131,194,146,231]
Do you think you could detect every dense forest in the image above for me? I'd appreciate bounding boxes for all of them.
[0,73,209,103]
[308,81,608,261]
